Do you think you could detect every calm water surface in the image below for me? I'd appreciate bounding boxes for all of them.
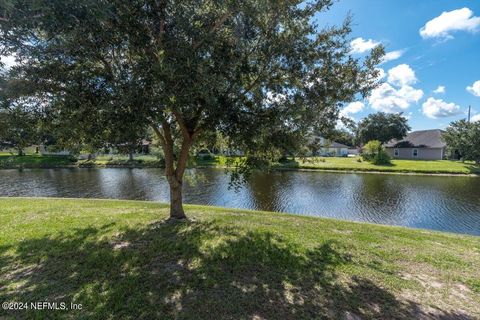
[0,168,479,235]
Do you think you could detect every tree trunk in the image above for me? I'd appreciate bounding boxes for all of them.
[151,118,198,220]
[168,177,186,219]
[17,148,23,156]
[129,150,134,161]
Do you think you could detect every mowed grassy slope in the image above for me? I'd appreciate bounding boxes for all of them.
[1,153,479,174]
[1,198,479,319]
[278,157,480,174]
[0,153,76,169]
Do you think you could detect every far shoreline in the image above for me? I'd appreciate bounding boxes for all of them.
[1,161,478,177]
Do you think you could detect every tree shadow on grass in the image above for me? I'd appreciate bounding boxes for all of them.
[463,164,480,174]
[0,220,472,319]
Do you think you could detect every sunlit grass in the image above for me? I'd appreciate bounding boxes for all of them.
[1,153,479,175]
[0,197,479,319]
[279,157,480,174]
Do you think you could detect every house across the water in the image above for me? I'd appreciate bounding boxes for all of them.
[384,129,446,160]
[308,137,349,157]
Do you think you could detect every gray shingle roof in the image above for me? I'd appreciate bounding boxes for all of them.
[384,129,446,148]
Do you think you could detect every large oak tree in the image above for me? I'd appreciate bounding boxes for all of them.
[0,0,383,219]
[443,119,480,164]
[357,112,410,145]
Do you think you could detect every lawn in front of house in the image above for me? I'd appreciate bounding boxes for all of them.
[78,154,164,167]
[1,152,479,175]
[0,153,76,169]
[279,156,480,174]
[0,197,479,319]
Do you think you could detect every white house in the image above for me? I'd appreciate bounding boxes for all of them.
[309,137,349,157]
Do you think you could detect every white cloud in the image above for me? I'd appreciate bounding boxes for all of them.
[368,64,424,113]
[350,37,380,54]
[419,8,480,39]
[265,91,287,105]
[0,54,16,70]
[374,67,386,81]
[340,101,364,118]
[381,50,404,63]
[369,83,423,113]
[471,114,480,122]
[433,85,445,94]
[387,64,417,86]
[466,80,480,97]
[422,97,462,119]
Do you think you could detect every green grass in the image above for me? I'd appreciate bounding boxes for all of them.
[277,157,480,174]
[0,154,76,169]
[78,154,164,168]
[1,198,479,319]
[1,153,479,175]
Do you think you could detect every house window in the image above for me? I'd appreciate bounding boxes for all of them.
[394,149,399,157]
[413,149,418,157]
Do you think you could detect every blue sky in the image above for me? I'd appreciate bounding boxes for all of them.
[317,0,480,131]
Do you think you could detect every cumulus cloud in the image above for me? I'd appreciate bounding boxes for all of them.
[368,83,423,113]
[367,63,424,113]
[471,114,480,122]
[466,80,480,97]
[350,37,380,54]
[433,85,445,94]
[422,97,462,119]
[374,68,386,81]
[0,54,16,70]
[265,91,287,105]
[340,101,364,118]
[387,64,417,86]
[381,50,404,63]
[419,8,480,39]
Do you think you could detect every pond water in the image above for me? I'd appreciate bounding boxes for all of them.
[0,168,479,235]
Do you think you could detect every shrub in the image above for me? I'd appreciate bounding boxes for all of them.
[199,154,215,161]
[372,149,391,165]
[278,156,290,163]
[362,140,391,165]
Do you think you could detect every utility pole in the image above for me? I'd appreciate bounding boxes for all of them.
[468,105,471,123]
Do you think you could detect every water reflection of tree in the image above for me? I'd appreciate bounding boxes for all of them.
[46,169,105,198]
[244,171,294,212]
[351,174,407,222]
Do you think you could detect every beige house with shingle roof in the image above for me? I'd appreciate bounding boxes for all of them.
[384,129,447,160]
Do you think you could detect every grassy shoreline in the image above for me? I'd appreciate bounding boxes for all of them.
[1,153,479,176]
[0,197,479,319]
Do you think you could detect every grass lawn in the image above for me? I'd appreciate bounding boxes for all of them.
[1,153,479,175]
[78,154,164,168]
[278,157,480,175]
[0,198,479,319]
[0,153,76,169]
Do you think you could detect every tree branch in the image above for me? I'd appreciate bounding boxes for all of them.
[149,123,166,147]
[175,137,192,180]
[172,110,190,139]
[192,11,231,50]
[160,120,175,178]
